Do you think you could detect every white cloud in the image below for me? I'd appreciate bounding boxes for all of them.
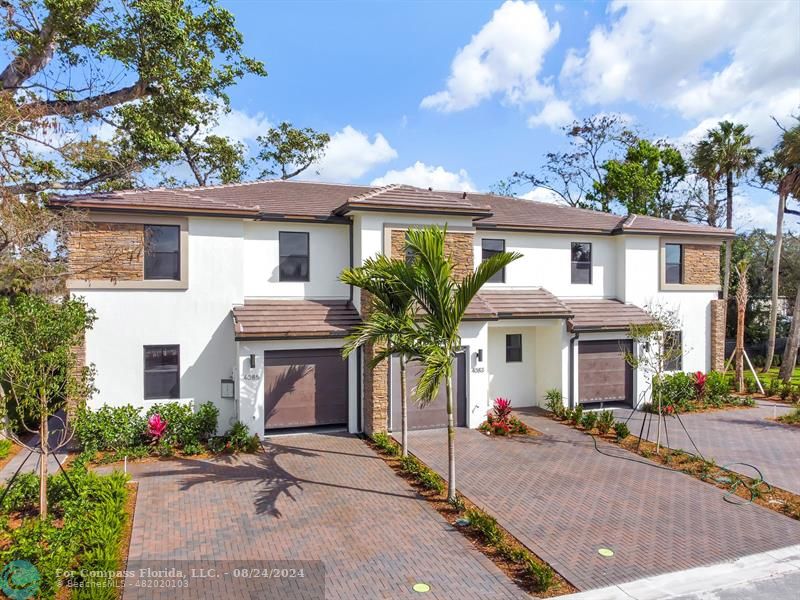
[519,186,562,204]
[554,3,565,12]
[526,98,575,130]
[420,1,561,112]
[562,0,800,146]
[371,161,476,192]
[308,126,397,182]
[214,107,271,143]
[735,193,780,233]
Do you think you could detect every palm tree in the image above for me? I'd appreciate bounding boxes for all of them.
[691,139,721,227]
[390,227,520,502]
[340,255,419,457]
[698,121,760,301]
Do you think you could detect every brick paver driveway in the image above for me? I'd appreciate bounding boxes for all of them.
[621,401,799,494]
[122,432,524,600]
[406,409,800,592]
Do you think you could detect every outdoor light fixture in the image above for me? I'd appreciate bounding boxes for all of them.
[249,354,256,369]
[220,379,234,399]
[476,349,483,363]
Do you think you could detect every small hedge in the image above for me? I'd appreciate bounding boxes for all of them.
[0,458,130,599]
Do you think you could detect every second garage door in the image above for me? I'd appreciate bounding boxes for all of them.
[578,340,633,406]
[264,348,348,430]
[390,351,467,431]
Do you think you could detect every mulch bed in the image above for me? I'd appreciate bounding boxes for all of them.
[545,413,800,521]
[116,481,139,599]
[365,436,577,598]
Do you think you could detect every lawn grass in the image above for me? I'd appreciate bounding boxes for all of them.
[748,366,800,386]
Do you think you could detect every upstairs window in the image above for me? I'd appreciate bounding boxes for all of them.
[663,331,683,371]
[571,242,592,284]
[506,334,522,362]
[279,232,310,282]
[482,239,506,283]
[665,243,683,284]
[404,231,416,265]
[144,225,180,280]
[144,345,180,400]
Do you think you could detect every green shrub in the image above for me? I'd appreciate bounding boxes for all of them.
[766,377,781,397]
[74,405,146,452]
[0,437,11,460]
[224,421,260,453]
[544,389,565,417]
[524,558,554,592]
[0,472,39,512]
[195,402,219,440]
[596,410,614,434]
[465,508,503,546]
[182,442,204,456]
[704,371,729,404]
[653,372,695,412]
[613,421,630,441]
[569,405,584,426]
[416,468,445,494]
[399,454,421,475]
[146,402,197,447]
[580,411,598,430]
[371,432,400,456]
[778,407,800,425]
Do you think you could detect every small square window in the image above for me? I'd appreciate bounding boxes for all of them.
[144,345,180,400]
[506,334,522,362]
[482,239,505,283]
[663,331,683,371]
[665,243,683,284]
[279,232,309,282]
[144,225,180,280]
[571,242,592,284]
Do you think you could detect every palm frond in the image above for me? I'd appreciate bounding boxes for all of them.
[453,251,522,320]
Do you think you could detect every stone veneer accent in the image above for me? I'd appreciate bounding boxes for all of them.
[710,299,727,372]
[389,229,474,279]
[361,228,475,434]
[683,244,720,286]
[68,223,144,281]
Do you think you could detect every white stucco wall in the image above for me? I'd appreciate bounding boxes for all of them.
[242,220,350,299]
[474,231,618,298]
[77,217,245,431]
[459,321,489,427]
[487,325,538,407]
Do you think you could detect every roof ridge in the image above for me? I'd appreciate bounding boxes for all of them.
[348,183,403,202]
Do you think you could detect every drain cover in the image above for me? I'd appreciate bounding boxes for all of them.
[598,548,614,557]
[413,583,431,593]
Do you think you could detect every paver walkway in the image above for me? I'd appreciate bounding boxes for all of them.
[121,432,525,600]
[621,401,799,494]
[406,409,800,592]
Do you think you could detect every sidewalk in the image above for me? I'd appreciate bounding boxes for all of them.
[0,414,72,481]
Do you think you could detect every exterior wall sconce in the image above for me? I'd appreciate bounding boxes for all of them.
[249,354,256,369]
[476,349,483,363]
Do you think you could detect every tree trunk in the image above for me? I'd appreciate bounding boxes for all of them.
[722,172,734,300]
[707,178,717,227]
[763,192,786,372]
[779,287,800,382]
[400,355,408,458]
[39,402,48,520]
[445,374,456,503]
[735,264,749,392]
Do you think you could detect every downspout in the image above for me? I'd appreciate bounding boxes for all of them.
[568,332,579,409]
[348,218,354,303]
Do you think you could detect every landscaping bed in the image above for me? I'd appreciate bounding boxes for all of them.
[479,398,542,438]
[0,455,135,599]
[367,433,576,598]
[542,407,800,522]
[776,407,800,427]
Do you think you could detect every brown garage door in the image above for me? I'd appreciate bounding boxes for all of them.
[390,351,467,431]
[578,340,633,406]
[264,349,348,430]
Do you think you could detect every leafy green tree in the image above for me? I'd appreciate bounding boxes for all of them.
[0,294,96,518]
[694,122,761,300]
[389,227,520,501]
[591,139,687,218]
[257,122,331,180]
[511,114,637,211]
[0,0,265,292]
[340,255,420,457]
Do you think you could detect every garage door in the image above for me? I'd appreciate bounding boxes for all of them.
[264,349,348,430]
[390,351,467,431]
[578,340,633,405]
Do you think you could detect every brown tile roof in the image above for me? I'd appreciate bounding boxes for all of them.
[563,298,654,332]
[478,288,572,319]
[334,184,492,217]
[232,299,361,340]
[464,293,497,321]
[49,179,734,237]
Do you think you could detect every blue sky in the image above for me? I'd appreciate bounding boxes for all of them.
[215,0,800,232]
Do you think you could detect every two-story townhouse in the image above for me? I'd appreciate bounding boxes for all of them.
[51,180,732,437]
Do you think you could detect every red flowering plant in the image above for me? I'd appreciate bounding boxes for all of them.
[479,397,529,436]
[147,414,168,443]
[693,371,707,399]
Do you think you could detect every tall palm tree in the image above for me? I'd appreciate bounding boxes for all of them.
[341,255,419,456]
[691,139,721,227]
[698,121,760,301]
[390,227,520,502]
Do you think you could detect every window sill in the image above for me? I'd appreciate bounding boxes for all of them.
[660,283,721,292]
